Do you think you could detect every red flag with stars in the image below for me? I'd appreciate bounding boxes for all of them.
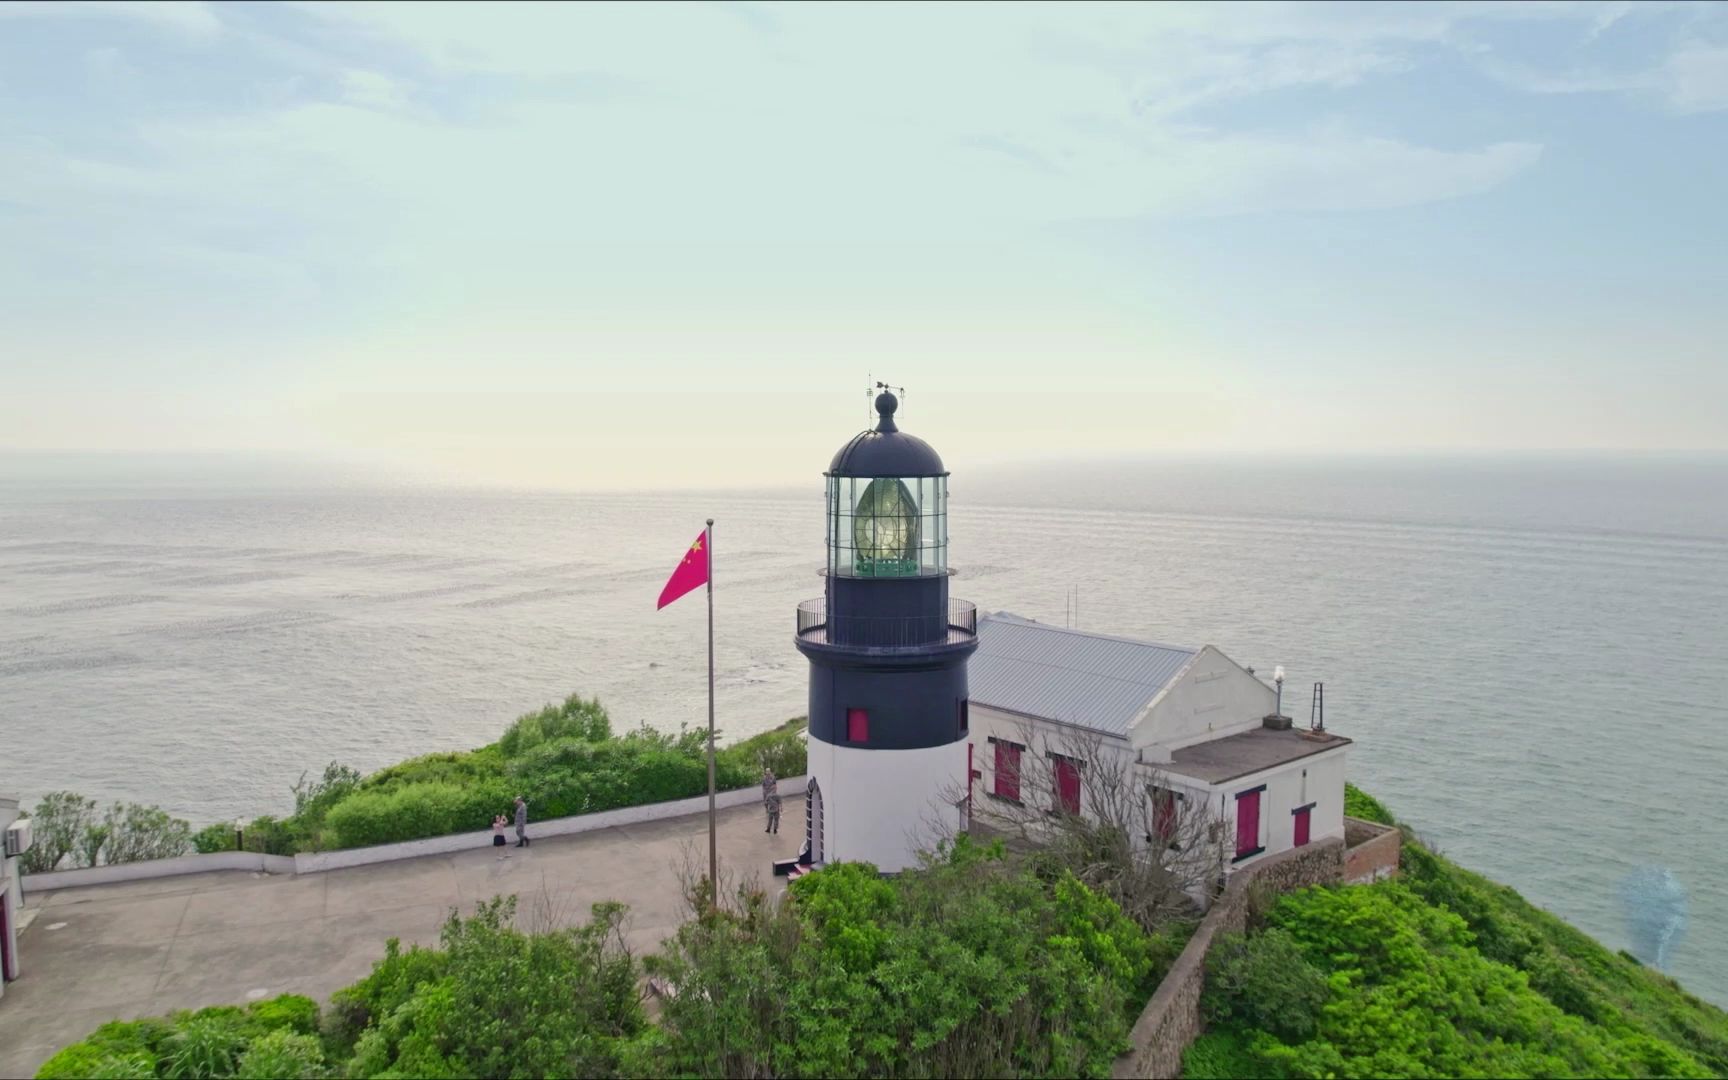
[656,529,710,610]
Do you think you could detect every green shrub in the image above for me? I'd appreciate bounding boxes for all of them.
[498,694,612,757]
[326,937,452,1055]
[246,993,319,1036]
[1343,782,1394,825]
[1202,927,1329,1042]
[646,835,1150,1078]
[85,1053,156,1079]
[192,821,235,854]
[1198,878,1722,1079]
[20,792,98,873]
[324,780,512,848]
[334,897,643,1079]
[1183,1029,1272,1080]
[234,1028,325,1079]
[240,814,298,856]
[162,1013,248,1078]
[717,718,807,779]
[36,1026,170,1080]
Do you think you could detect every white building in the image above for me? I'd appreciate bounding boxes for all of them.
[965,613,1350,879]
[0,794,26,999]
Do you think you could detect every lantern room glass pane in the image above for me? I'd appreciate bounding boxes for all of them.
[827,474,946,577]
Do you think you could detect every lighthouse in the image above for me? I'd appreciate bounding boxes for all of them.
[790,387,979,873]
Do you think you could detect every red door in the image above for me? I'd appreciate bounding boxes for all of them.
[1153,788,1178,842]
[1054,756,1082,815]
[1235,789,1262,858]
[1293,805,1312,847]
[994,742,1021,801]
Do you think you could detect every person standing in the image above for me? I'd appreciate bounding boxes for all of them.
[492,814,509,859]
[514,795,530,847]
[761,766,778,803]
[765,790,782,835]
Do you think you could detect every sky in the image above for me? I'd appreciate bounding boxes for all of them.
[2,0,1726,489]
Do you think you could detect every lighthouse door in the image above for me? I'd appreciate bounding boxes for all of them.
[806,778,824,864]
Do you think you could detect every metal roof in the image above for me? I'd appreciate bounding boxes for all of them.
[968,613,1198,738]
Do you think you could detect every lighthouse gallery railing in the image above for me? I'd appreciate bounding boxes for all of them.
[795,598,977,650]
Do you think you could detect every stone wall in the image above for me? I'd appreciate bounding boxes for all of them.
[1343,817,1401,884]
[1112,815,1399,1079]
[1111,838,1345,1080]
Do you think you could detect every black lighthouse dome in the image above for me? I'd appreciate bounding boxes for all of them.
[827,391,946,478]
[822,390,950,579]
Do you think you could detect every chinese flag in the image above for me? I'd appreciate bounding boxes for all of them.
[656,530,710,610]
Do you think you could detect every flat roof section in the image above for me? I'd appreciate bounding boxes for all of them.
[1161,726,1351,785]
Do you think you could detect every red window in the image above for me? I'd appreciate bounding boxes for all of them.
[993,741,1022,802]
[846,708,868,743]
[1293,804,1312,847]
[1053,755,1082,815]
[1152,788,1178,841]
[1234,788,1262,859]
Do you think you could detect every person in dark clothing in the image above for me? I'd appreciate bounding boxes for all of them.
[514,795,530,847]
[765,791,782,834]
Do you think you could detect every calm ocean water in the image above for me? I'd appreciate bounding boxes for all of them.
[3,455,1725,1003]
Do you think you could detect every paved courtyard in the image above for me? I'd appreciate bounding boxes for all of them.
[0,797,801,1077]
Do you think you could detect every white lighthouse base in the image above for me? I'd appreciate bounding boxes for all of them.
[804,739,967,873]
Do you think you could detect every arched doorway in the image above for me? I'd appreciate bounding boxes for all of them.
[805,778,824,865]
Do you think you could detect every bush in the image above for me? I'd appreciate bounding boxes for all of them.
[35,1018,176,1079]
[333,897,644,1079]
[192,822,235,855]
[246,994,319,1036]
[104,803,194,864]
[326,937,452,1055]
[1202,927,1329,1042]
[1184,1029,1271,1080]
[23,795,192,870]
[324,780,512,849]
[234,1029,324,1079]
[1343,782,1394,825]
[646,835,1151,1078]
[240,815,297,856]
[498,694,612,757]
[1200,878,1721,1079]
[717,717,807,779]
[18,791,97,874]
[161,1013,248,1078]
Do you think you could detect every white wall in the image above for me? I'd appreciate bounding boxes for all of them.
[1137,646,1277,754]
[970,705,1217,834]
[969,704,1140,819]
[807,740,963,872]
[19,780,810,888]
[1210,747,1348,871]
[1,795,20,992]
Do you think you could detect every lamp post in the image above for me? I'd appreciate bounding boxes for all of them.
[234,817,245,852]
[1273,665,1286,718]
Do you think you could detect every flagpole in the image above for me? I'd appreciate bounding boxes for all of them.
[705,517,717,910]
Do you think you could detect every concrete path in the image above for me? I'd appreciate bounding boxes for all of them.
[0,796,801,1077]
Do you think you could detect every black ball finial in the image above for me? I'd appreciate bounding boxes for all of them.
[874,390,899,432]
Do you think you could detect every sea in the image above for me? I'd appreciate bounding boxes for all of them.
[2,454,1725,1005]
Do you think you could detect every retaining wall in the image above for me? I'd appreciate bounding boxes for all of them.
[21,851,295,893]
[22,777,806,892]
[1113,815,1402,1079]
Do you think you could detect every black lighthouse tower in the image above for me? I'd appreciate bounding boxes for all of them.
[791,387,978,872]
